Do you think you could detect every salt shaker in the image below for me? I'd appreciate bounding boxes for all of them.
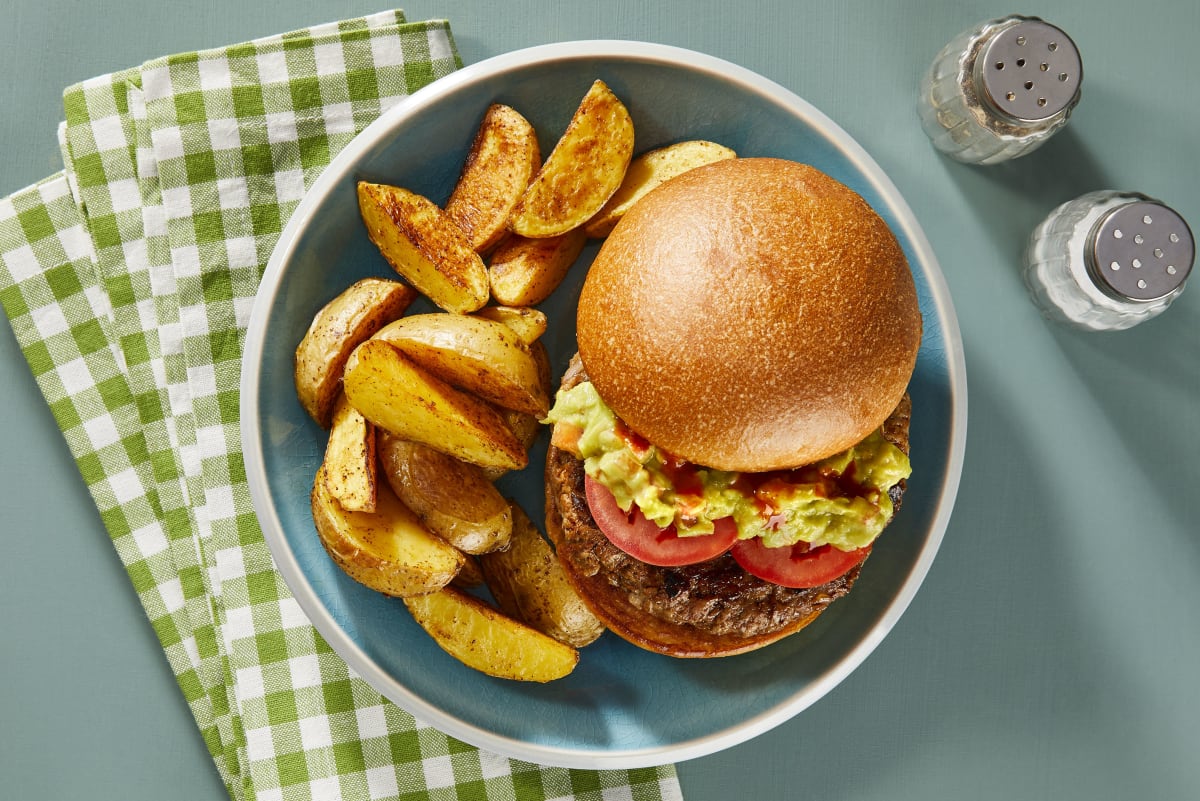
[918,15,1082,164]
[1023,192,1194,331]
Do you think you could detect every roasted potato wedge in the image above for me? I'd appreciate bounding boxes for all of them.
[444,104,542,254]
[480,409,541,482]
[357,181,489,314]
[311,466,464,597]
[321,393,377,513]
[343,339,527,471]
[480,503,604,647]
[404,587,579,682]
[373,313,548,417]
[452,555,485,589]
[377,433,513,555]
[294,277,416,428]
[472,305,547,346]
[480,340,550,481]
[508,80,634,238]
[583,140,737,238]
[530,339,553,402]
[488,227,587,307]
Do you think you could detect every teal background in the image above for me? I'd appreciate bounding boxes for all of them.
[2,1,1197,799]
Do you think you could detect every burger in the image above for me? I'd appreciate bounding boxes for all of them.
[543,157,922,657]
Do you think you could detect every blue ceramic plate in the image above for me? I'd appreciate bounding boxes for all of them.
[242,41,967,769]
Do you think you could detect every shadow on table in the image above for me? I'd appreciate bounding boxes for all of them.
[934,125,1113,284]
[1045,300,1200,540]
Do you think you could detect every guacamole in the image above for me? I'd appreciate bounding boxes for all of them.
[544,381,911,552]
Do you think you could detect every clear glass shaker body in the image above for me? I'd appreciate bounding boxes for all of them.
[1023,191,1194,331]
[918,15,1082,164]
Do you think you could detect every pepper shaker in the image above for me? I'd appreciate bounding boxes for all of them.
[1023,192,1194,331]
[918,15,1082,164]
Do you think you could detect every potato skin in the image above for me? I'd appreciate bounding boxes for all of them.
[321,393,377,512]
[480,503,604,647]
[488,227,587,307]
[294,277,415,428]
[472,305,547,346]
[377,433,513,555]
[310,466,464,597]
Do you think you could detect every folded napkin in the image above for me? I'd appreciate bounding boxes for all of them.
[0,10,683,800]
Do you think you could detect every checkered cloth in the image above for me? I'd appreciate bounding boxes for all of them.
[0,10,683,801]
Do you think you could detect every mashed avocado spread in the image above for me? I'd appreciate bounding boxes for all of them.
[544,381,911,551]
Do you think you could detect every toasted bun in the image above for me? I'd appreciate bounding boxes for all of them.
[576,158,921,471]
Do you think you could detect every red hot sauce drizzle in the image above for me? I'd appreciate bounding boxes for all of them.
[613,416,880,534]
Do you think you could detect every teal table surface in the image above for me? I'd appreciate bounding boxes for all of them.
[3,1,1197,799]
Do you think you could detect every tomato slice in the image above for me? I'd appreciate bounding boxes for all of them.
[730,537,870,588]
[583,475,737,566]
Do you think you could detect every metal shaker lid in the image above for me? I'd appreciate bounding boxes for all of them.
[1087,201,1194,301]
[977,19,1082,123]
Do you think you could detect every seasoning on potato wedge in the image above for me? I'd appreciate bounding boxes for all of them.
[404,587,580,682]
[480,409,542,483]
[294,277,416,428]
[444,104,542,254]
[451,555,485,589]
[321,393,377,513]
[372,313,548,417]
[342,339,527,471]
[480,502,604,647]
[508,80,635,238]
[472,305,547,346]
[487,227,588,307]
[377,432,513,555]
[310,465,464,597]
[583,140,737,238]
[357,181,489,314]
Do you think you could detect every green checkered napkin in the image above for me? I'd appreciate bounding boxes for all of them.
[0,10,683,801]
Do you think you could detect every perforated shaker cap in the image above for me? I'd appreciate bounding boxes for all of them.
[977,19,1082,122]
[1087,201,1194,302]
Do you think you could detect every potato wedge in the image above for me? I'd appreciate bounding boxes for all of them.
[294,277,416,428]
[373,313,548,417]
[472,305,547,346]
[311,466,464,597]
[444,104,542,254]
[530,339,553,403]
[377,433,513,555]
[321,393,377,513]
[480,341,550,481]
[343,339,527,471]
[452,555,485,589]
[404,587,579,682]
[357,181,489,314]
[480,503,604,647]
[480,409,541,482]
[508,80,635,238]
[583,140,737,238]
[488,227,587,307]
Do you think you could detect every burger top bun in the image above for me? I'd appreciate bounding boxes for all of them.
[576,158,921,472]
